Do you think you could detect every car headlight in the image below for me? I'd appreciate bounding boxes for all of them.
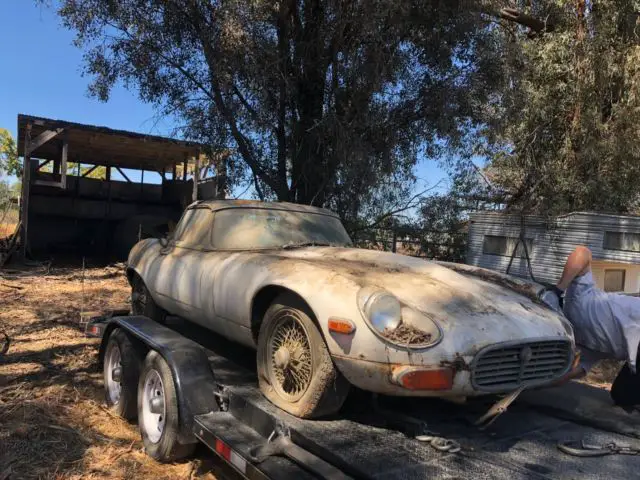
[357,286,443,348]
[357,287,402,334]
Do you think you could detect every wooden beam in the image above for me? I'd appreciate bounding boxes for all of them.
[172,163,177,180]
[26,128,64,155]
[115,167,132,183]
[20,123,33,259]
[60,133,68,188]
[183,158,188,181]
[36,159,52,171]
[106,166,111,181]
[81,164,100,177]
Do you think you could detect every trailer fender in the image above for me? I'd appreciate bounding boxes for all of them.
[100,316,219,444]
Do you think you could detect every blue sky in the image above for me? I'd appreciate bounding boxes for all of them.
[0,1,447,194]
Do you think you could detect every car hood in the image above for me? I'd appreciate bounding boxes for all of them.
[273,246,572,342]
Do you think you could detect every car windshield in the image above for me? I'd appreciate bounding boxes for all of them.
[211,208,352,250]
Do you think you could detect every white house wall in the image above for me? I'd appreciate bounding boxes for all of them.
[467,212,640,292]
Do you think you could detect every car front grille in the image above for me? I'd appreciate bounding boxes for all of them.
[472,340,572,391]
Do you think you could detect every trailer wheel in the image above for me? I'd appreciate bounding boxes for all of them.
[131,276,166,324]
[103,329,144,420]
[138,350,195,462]
[257,294,350,419]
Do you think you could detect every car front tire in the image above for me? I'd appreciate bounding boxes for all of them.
[257,293,349,419]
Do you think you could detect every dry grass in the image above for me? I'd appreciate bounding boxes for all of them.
[0,264,217,479]
[582,359,623,390]
[0,205,18,239]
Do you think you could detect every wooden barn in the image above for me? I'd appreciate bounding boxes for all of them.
[17,114,225,261]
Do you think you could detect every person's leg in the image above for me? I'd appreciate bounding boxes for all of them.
[557,246,592,291]
[610,345,640,408]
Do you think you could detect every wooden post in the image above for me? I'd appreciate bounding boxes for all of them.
[60,133,68,189]
[182,158,188,181]
[20,123,33,259]
[172,163,177,180]
[106,166,112,219]
[140,167,145,195]
[192,155,200,202]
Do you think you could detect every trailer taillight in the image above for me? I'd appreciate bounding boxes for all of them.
[214,438,247,474]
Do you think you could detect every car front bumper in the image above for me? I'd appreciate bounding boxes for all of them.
[331,354,477,397]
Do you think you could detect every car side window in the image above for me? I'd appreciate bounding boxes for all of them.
[171,209,195,242]
[175,208,213,249]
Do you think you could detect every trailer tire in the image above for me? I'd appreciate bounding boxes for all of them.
[103,328,144,420]
[257,293,349,419]
[138,350,195,462]
[131,276,166,324]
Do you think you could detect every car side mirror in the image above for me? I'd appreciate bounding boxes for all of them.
[159,237,169,248]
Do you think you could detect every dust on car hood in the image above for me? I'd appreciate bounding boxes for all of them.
[274,246,566,333]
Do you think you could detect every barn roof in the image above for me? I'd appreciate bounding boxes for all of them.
[18,114,206,171]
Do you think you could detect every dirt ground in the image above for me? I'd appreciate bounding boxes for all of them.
[0,263,218,480]
[0,262,623,479]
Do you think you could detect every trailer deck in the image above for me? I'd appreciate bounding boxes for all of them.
[91,316,640,479]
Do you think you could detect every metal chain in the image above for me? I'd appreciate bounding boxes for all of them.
[416,434,462,453]
[558,439,640,457]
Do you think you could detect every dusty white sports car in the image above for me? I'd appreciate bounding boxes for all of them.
[127,200,576,418]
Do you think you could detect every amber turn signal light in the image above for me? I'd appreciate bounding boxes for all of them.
[393,366,454,391]
[328,318,356,334]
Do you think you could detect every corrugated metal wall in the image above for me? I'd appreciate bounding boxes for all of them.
[467,211,640,284]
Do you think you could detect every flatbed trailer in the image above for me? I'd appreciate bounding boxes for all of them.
[87,315,640,480]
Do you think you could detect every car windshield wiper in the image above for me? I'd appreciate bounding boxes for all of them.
[281,241,333,249]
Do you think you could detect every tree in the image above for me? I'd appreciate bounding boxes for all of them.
[53,0,501,217]
[0,129,19,177]
[481,1,640,215]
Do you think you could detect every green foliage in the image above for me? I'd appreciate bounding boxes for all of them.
[53,0,500,222]
[0,129,20,177]
[482,0,640,215]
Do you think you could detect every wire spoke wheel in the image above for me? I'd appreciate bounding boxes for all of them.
[267,311,313,402]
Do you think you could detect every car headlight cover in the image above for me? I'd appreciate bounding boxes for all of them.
[358,288,402,333]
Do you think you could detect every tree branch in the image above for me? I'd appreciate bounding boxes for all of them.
[352,182,444,232]
[499,8,554,34]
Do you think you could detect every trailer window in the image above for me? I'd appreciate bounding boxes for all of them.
[174,208,213,248]
[604,232,640,253]
[483,235,533,257]
[604,269,626,292]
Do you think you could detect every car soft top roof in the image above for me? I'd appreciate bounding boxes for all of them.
[188,199,339,217]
